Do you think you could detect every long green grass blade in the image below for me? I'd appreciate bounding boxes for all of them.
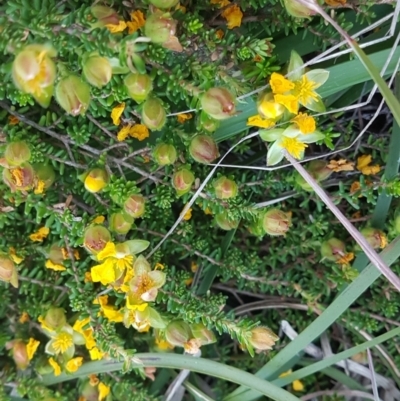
[225,236,400,401]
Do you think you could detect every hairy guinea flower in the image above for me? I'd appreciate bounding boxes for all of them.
[221,4,243,29]
[281,137,308,159]
[247,115,275,129]
[270,73,295,94]
[129,124,149,141]
[127,10,146,34]
[291,112,316,134]
[29,227,49,242]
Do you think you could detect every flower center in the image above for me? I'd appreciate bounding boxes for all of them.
[280,137,308,159]
[137,274,154,295]
[52,332,73,354]
[11,168,24,187]
[294,76,319,105]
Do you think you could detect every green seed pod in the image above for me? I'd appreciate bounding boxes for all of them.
[320,238,346,262]
[153,143,177,166]
[149,0,180,9]
[0,255,18,288]
[55,75,91,116]
[262,209,291,236]
[123,194,145,218]
[213,176,238,199]
[83,225,111,255]
[144,11,177,45]
[109,211,134,234]
[83,54,112,88]
[44,307,67,331]
[360,227,387,250]
[4,141,31,166]
[124,73,152,103]
[48,244,64,265]
[172,168,195,196]
[90,5,120,28]
[215,211,239,231]
[191,323,216,345]
[165,320,192,348]
[200,87,236,120]
[189,135,219,165]
[33,164,56,190]
[249,327,279,352]
[142,97,166,131]
[10,340,29,370]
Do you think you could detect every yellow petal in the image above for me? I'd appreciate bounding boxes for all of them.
[246,115,275,128]
[105,20,127,33]
[45,259,66,271]
[221,4,243,29]
[48,357,61,376]
[111,103,125,125]
[66,356,83,373]
[26,338,40,360]
[270,73,295,95]
[98,382,110,401]
[89,347,104,360]
[292,379,304,391]
[97,242,117,261]
[356,154,372,170]
[91,260,116,285]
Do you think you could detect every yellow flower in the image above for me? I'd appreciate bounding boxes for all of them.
[66,356,83,373]
[52,331,74,354]
[177,113,192,123]
[182,207,192,220]
[155,338,174,351]
[293,75,320,106]
[327,159,354,172]
[279,370,305,392]
[9,247,24,264]
[216,29,224,39]
[356,154,380,175]
[84,271,93,283]
[101,304,124,323]
[204,207,213,215]
[45,259,66,271]
[129,124,149,141]
[34,180,45,194]
[247,115,275,128]
[117,124,131,142]
[73,317,90,333]
[270,73,295,95]
[274,94,298,114]
[29,227,49,242]
[98,382,110,401]
[19,312,29,323]
[337,252,354,265]
[111,103,125,125]
[26,338,40,360]
[350,181,362,195]
[221,4,243,29]
[38,315,54,333]
[92,216,105,224]
[49,357,61,376]
[89,373,100,386]
[379,232,388,249]
[126,298,149,311]
[8,115,19,125]
[280,137,308,159]
[127,10,145,34]
[91,258,116,285]
[97,241,117,260]
[291,113,316,134]
[105,20,127,33]
[89,347,104,361]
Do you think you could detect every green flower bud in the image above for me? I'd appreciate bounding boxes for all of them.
[172,168,195,196]
[124,73,153,103]
[123,194,145,218]
[83,54,112,88]
[109,211,134,234]
[189,135,219,165]
[144,11,177,45]
[4,141,31,166]
[165,320,192,348]
[34,163,56,190]
[198,111,220,133]
[200,87,236,120]
[215,211,239,231]
[149,0,180,9]
[10,340,29,370]
[262,209,291,236]
[213,176,238,199]
[257,92,284,120]
[320,238,345,262]
[44,307,67,331]
[360,227,387,250]
[83,225,112,255]
[3,163,35,192]
[55,75,91,116]
[191,323,216,345]
[48,244,64,265]
[0,255,18,288]
[283,0,316,19]
[142,97,166,131]
[249,327,279,352]
[90,5,120,28]
[295,160,333,192]
[153,143,177,166]
[83,168,109,193]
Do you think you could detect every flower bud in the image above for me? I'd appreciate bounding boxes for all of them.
[257,92,285,120]
[149,0,180,9]
[90,5,120,28]
[191,323,216,345]
[83,225,112,255]
[55,75,91,116]
[360,227,387,250]
[142,97,166,131]
[165,320,192,348]
[83,54,112,88]
[109,212,134,234]
[198,111,220,133]
[123,194,145,218]
[48,244,64,265]
[153,143,177,166]
[283,0,316,18]
[3,163,35,192]
[10,340,29,370]
[81,380,100,401]
[215,211,239,231]
[44,307,67,331]
[144,11,177,45]
[172,168,195,196]
[200,87,236,120]
[34,163,56,190]
[320,238,346,262]
[0,255,18,288]
[213,176,238,199]
[262,209,291,236]
[124,73,153,103]
[4,141,31,166]
[84,168,109,193]
[295,160,332,192]
[249,327,279,352]
[189,135,219,165]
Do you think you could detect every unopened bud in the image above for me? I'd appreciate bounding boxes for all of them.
[249,327,279,352]
[153,143,177,166]
[48,244,64,265]
[109,212,134,234]
[283,0,316,18]
[142,97,166,131]
[0,255,18,288]
[172,168,195,196]
[83,54,112,88]
[10,340,29,370]
[44,307,66,331]
[295,160,332,192]
[55,75,91,116]
[213,176,238,199]
[124,73,153,103]
[200,87,236,120]
[320,238,346,262]
[84,168,109,193]
[257,92,284,120]
[83,225,112,255]
[191,323,216,345]
[4,141,31,166]
[165,320,192,347]
[149,0,180,9]
[262,209,291,236]
[189,135,219,165]
[215,211,239,231]
[360,227,387,250]
[90,5,120,28]
[123,194,146,218]
[34,164,56,190]
[144,11,177,45]
[198,111,220,133]
[3,163,35,192]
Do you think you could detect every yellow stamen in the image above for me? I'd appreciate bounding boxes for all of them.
[280,137,307,159]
